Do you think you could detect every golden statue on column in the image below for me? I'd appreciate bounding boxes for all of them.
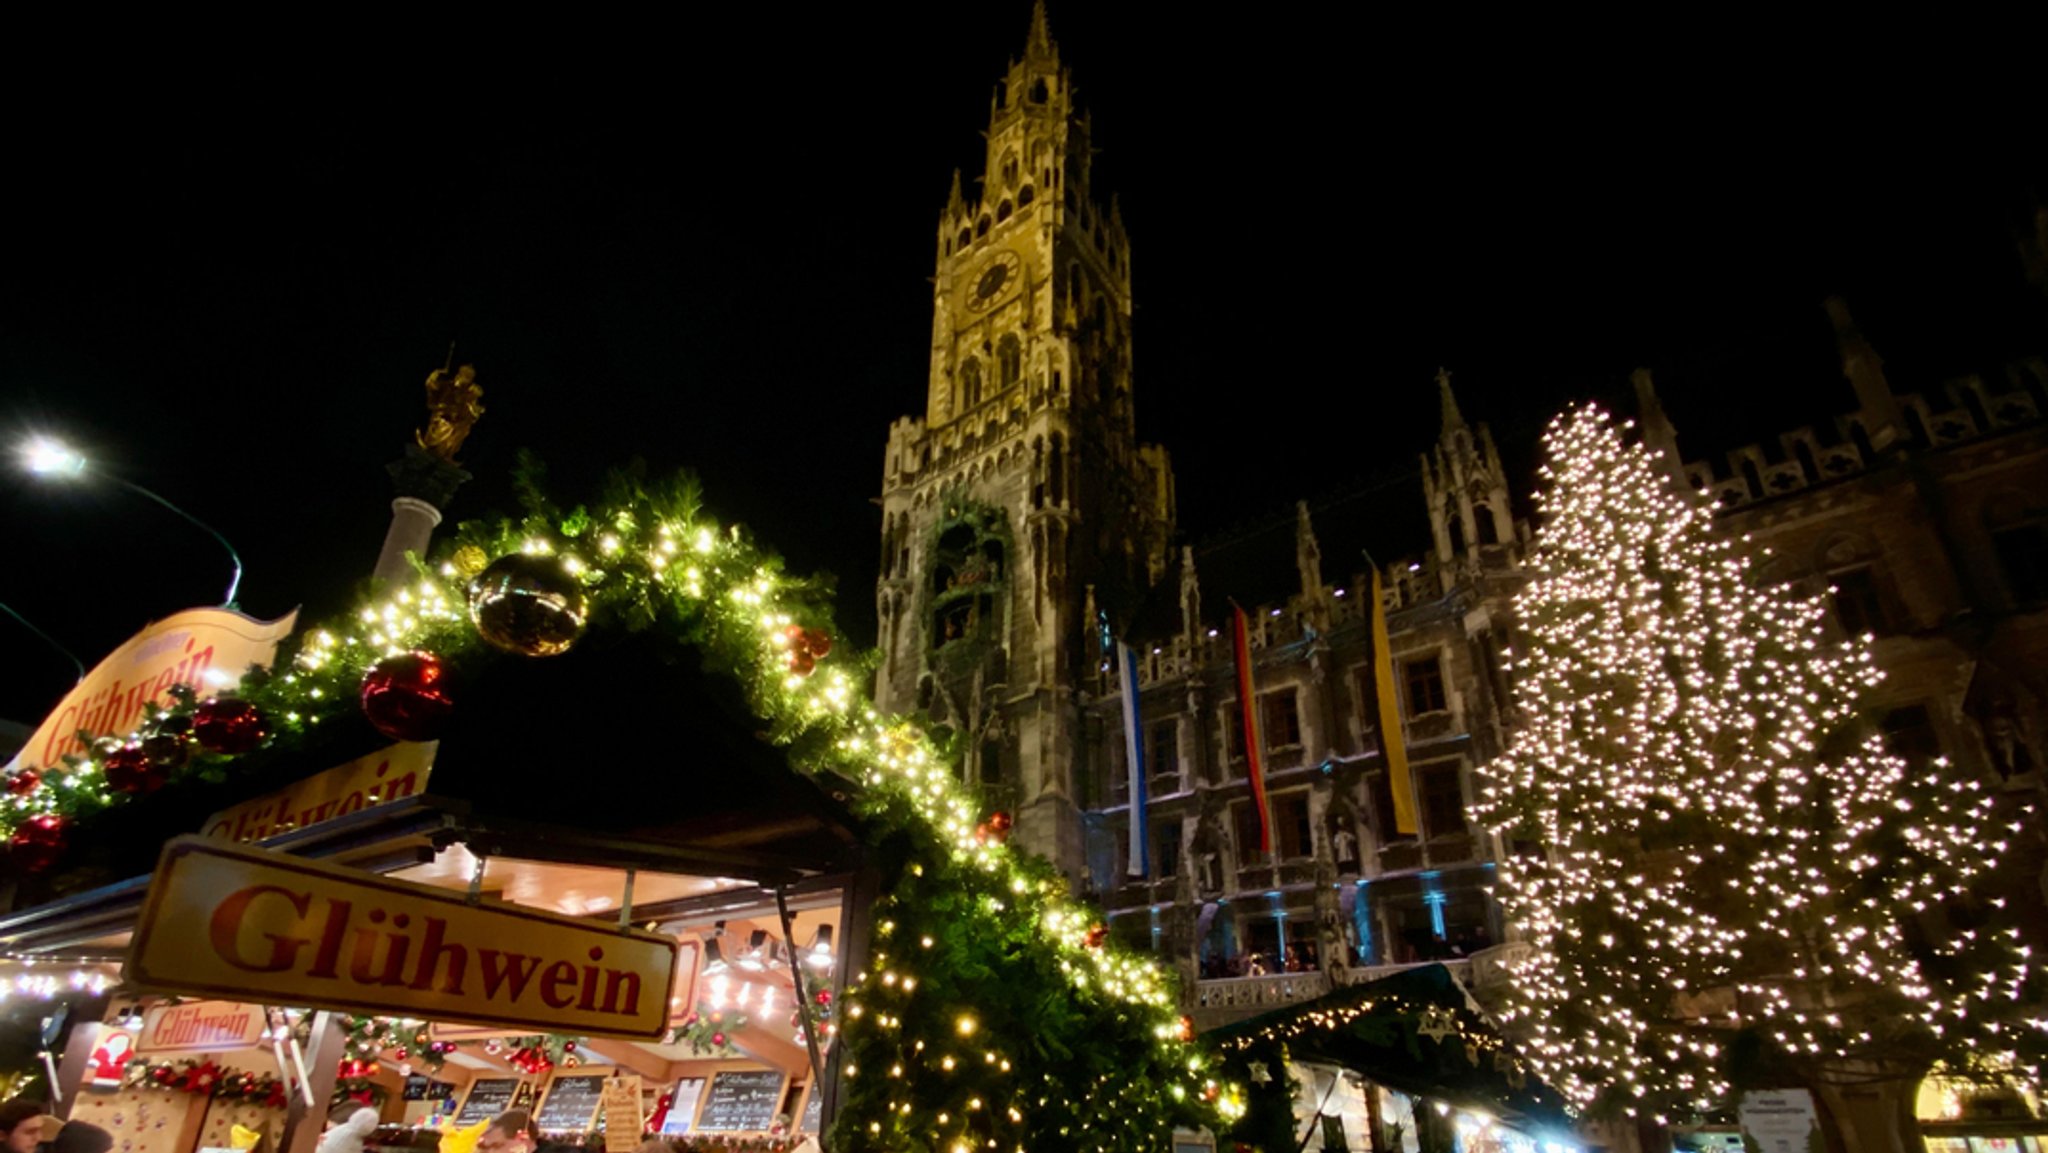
[417,363,485,462]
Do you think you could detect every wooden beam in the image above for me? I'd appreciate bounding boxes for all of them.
[578,1039,673,1084]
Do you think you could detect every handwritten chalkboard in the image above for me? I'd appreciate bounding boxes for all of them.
[455,1078,523,1127]
[534,1074,608,1134]
[694,1070,784,1133]
[406,1075,457,1102]
[800,1085,822,1133]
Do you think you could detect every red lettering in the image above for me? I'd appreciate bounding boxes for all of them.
[207,885,312,972]
[600,970,642,1017]
[540,961,579,1009]
[478,950,541,1002]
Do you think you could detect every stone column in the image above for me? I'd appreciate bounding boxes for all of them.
[372,444,471,586]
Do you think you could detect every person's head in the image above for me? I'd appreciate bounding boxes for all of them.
[51,1121,114,1153]
[0,1100,48,1153]
[476,1111,538,1153]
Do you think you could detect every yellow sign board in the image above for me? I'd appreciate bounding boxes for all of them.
[128,838,678,1039]
[601,1075,644,1153]
[203,742,436,842]
[5,607,298,775]
[136,1000,269,1055]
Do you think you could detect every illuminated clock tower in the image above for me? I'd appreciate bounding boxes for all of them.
[875,2,1175,876]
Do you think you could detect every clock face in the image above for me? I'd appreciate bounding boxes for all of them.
[966,250,1023,313]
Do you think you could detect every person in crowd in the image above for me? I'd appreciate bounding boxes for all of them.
[317,1105,380,1153]
[0,1100,47,1153]
[49,1122,112,1153]
[476,1109,580,1153]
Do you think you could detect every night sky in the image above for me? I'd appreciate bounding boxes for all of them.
[2,9,2042,725]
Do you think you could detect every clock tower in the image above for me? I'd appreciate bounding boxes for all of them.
[876,2,1175,877]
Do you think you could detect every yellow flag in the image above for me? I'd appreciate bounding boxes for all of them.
[1371,567,1419,836]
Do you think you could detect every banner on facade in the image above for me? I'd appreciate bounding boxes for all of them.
[5,607,298,776]
[127,838,678,1039]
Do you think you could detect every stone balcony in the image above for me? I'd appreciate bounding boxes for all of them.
[1187,949,1525,1032]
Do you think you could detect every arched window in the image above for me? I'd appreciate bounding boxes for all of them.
[976,216,991,237]
[997,335,1022,388]
[996,200,1012,223]
[1017,185,1034,207]
[957,228,971,251]
[1000,151,1019,188]
[1473,503,1500,545]
[961,359,984,410]
[1030,78,1049,103]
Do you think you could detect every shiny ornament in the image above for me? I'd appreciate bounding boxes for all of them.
[193,698,267,755]
[784,625,832,675]
[468,554,588,657]
[102,743,167,794]
[360,651,456,742]
[140,731,191,772]
[5,769,41,797]
[985,810,1013,843]
[452,545,490,577]
[10,813,69,873]
[1084,922,1110,949]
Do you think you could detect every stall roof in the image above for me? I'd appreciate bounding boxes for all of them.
[1206,964,1574,1139]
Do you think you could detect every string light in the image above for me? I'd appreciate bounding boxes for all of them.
[1471,406,2042,1117]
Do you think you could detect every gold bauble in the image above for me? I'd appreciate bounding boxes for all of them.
[451,545,490,578]
[467,554,588,657]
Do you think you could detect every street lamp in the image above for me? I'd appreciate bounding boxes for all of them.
[19,436,245,608]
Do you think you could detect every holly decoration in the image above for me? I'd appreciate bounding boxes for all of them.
[359,651,456,742]
[193,698,266,755]
[9,814,68,873]
[5,768,40,797]
[671,1006,748,1055]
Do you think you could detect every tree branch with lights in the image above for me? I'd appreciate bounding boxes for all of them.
[1473,405,2043,1124]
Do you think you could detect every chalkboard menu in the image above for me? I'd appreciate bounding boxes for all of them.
[455,1078,524,1126]
[800,1085,822,1133]
[406,1075,457,1102]
[695,1070,785,1133]
[534,1074,608,1134]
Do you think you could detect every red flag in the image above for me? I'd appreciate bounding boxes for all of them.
[1231,603,1272,854]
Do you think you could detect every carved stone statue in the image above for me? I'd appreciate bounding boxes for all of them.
[418,364,485,462]
[1331,822,1359,872]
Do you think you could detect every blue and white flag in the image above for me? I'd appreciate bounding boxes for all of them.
[1118,643,1149,878]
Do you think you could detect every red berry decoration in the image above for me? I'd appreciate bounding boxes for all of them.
[5,769,41,797]
[193,698,267,755]
[102,743,167,795]
[10,813,69,874]
[1083,922,1110,949]
[360,651,456,742]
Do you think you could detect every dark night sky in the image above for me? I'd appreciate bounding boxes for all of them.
[2,9,2043,724]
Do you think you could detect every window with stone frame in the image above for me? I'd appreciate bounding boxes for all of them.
[1221,708,1246,769]
[1148,719,1180,788]
[1881,704,1942,764]
[1153,818,1182,878]
[1403,653,1448,717]
[1351,666,1382,755]
[1260,689,1303,750]
[1418,762,1468,842]
[1367,769,1417,843]
[1232,798,1267,865]
[1271,790,1313,861]
[1827,565,1894,636]
[1992,522,2048,605]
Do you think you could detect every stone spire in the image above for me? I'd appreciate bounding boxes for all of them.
[1436,367,1466,434]
[1178,545,1202,649]
[1025,0,1054,58]
[946,168,965,212]
[1825,296,1903,452]
[1631,367,1689,492]
[1295,501,1324,603]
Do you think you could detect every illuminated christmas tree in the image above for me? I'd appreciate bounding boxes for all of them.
[1474,405,2038,1122]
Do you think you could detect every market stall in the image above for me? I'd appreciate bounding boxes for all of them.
[1205,965,1575,1153]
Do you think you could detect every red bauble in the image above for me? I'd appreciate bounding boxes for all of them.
[193,698,267,755]
[1083,922,1110,949]
[360,651,456,742]
[5,768,41,797]
[103,743,167,795]
[803,628,832,659]
[788,649,817,676]
[985,811,1013,842]
[815,988,832,1006]
[9,813,69,873]
[710,1032,726,1047]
